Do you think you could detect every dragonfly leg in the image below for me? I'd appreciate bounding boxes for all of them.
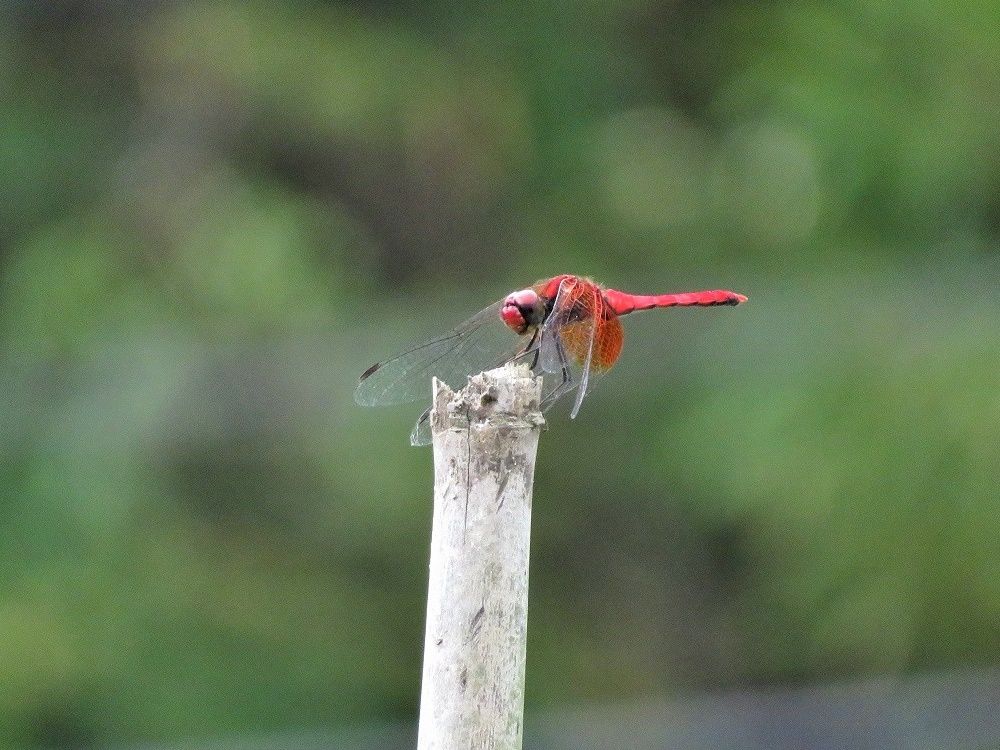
[506,329,541,370]
[524,328,539,350]
[527,348,540,370]
[541,372,573,409]
[540,338,573,409]
[523,329,540,370]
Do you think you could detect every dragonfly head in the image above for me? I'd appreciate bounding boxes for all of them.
[501,288,545,334]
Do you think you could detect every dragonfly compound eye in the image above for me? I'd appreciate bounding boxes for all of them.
[501,289,543,334]
[501,297,527,333]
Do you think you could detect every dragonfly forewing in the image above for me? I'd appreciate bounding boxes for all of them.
[535,277,603,417]
[355,300,526,407]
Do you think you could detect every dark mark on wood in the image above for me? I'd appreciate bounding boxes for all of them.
[466,604,485,643]
[495,470,511,511]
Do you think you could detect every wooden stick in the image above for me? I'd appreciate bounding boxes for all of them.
[417,364,544,750]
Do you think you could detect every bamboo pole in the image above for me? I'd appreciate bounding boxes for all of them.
[417,364,544,750]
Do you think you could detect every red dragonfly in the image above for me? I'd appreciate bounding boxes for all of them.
[356,274,747,445]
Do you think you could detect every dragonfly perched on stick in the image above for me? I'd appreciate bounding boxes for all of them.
[356,274,747,445]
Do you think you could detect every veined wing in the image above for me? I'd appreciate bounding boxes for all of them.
[539,279,604,419]
[355,300,530,408]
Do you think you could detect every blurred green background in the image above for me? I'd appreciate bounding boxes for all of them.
[1,1,998,748]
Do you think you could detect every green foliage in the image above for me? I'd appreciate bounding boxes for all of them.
[0,1,997,747]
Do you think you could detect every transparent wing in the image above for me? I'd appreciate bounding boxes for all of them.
[355,299,532,408]
[535,278,604,418]
[538,277,578,375]
[570,303,598,419]
[409,407,433,447]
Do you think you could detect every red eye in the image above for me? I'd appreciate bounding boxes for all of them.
[501,296,527,332]
[508,289,539,308]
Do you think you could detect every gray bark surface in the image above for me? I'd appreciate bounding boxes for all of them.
[417,365,544,750]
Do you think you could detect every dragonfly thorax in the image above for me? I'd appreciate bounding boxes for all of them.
[500,288,546,335]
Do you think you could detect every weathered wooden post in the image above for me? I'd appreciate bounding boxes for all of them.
[416,364,544,750]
